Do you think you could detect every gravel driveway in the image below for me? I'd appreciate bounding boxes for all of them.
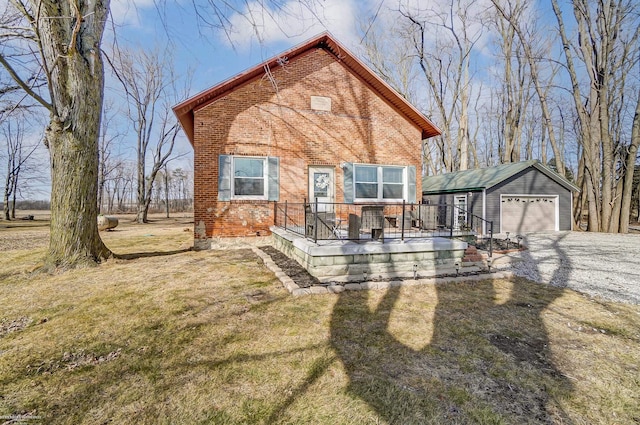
[505,232,640,305]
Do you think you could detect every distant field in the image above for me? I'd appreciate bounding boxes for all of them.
[1,214,639,424]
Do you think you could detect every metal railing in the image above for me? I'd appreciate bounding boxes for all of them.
[274,200,493,256]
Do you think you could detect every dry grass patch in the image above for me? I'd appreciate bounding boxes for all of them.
[0,220,639,424]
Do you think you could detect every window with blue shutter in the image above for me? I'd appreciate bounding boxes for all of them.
[218,155,279,201]
[350,163,413,202]
[218,155,231,201]
[343,162,354,203]
[408,165,416,203]
[267,157,279,201]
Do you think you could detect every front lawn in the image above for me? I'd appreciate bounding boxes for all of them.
[1,218,639,424]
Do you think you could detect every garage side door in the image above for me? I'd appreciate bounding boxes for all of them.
[501,196,557,233]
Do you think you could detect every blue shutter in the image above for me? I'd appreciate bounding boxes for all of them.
[267,157,279,201]
[408,165,416,203]
[343,162,354,203]
[218,155,231,201]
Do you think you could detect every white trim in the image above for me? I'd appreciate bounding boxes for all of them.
[353,163,408,203]
[231,156,268,200]
[454,194,467,230]
[499,194,559,233]
[309,166,335,211]
[570,191,574,230]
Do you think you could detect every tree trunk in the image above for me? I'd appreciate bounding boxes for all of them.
[584,165,600,231]
[47,119,111,266]
[492,0,564,175]
[136,147,147,223]
[3,157,11,220]
[458,62,469,171]
[3,186,9,221]
[164,167,170,218]
[619,96,640,233]
[573,152,585,225]
[10,179,17,219]
[98,155,105,214]
[35,0,112,267]
[609,178,623,233]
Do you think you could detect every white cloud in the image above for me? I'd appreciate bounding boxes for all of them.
[222,0,360,51]
[109,0,156,27]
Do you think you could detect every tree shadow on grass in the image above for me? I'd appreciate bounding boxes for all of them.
[330,234,574,423]
[115,248,193,260]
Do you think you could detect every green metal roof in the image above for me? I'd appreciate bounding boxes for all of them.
[422,160,580,194]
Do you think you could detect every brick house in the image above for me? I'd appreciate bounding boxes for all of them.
[173,32,440,249]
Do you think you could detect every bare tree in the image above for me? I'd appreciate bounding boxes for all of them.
[108,161,135,213]
[171,167,191,212]
[0,0,112,267]
[359,19,437,175]
[106,46,189,223]
[97,100,124,214]
[359,20,421,106]
[488,0,530,164]
[2,118,38,220]
[551,0,640,232]
[491,0,566,174]
[398,0,484,173]
[0,0,323,267]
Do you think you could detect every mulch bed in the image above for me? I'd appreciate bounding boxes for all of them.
[258,245,321,288]
[474,237,526,253]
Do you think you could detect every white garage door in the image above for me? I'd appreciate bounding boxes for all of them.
[501,196,557,233]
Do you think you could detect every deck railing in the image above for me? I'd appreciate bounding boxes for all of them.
[274,200,493,256]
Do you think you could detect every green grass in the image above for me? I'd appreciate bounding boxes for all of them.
[1,219,639,424]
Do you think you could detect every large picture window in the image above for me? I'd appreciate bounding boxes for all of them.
[354,164,406,201]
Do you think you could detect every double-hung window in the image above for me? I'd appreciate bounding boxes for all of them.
[233,157,266,198]
[354,164,407,202]
[218,155,279,201]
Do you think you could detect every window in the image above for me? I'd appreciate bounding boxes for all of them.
[234,157,266,197]
[218,155,279,201]
[355,165,378,199]
[382,167,404,199]
[354,164,406,201]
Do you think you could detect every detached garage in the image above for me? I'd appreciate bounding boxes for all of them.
[422,160,579,234]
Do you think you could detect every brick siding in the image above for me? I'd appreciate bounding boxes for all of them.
[193,48,424,239]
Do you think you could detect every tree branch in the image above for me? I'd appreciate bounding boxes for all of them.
[0,53,53,112]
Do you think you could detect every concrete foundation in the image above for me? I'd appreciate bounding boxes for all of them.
[270,227,475,283]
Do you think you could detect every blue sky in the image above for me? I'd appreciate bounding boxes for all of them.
[109,0,567,109]
[109,0,370,94]
[4,0,578,200]
[104,0,379,179]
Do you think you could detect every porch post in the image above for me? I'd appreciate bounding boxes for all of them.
[489,221,493,258]
[401,200,406,241]
[314,197,318,243]
[283,200,288,230]
[450,203,454,238]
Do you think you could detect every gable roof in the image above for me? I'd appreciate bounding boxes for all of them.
[172,32,441,145]
[422,160,580,194]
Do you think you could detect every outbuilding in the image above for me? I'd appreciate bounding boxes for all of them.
[422,160,579,234]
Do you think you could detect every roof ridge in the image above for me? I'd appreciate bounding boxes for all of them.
[422,160,578,194]
[173,32,441,144]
